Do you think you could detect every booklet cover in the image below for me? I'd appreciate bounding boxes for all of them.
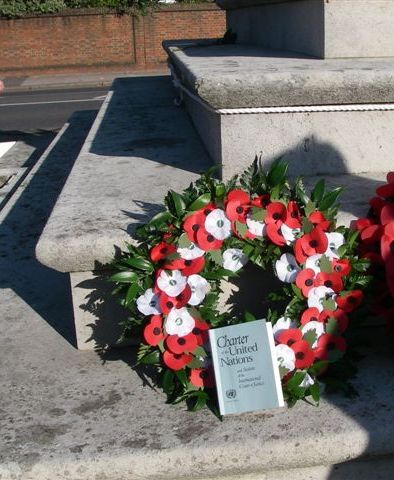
[208,319,284,415]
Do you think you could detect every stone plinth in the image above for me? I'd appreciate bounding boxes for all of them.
[216,0,394,59]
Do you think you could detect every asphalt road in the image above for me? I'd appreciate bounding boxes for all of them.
[0,86,107,132]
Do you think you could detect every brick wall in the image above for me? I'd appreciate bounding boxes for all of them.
[0,4,225,76]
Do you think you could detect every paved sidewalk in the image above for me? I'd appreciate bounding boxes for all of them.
[1,67,169,93]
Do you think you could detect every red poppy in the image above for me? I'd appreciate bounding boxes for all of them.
[189,367,215,388]
[166,332,198,355]
[143,315,165,346]
[331,258,351,277]
[192,320,210,345]
[164,257,205,276]
[265,202,287,225]
[277,328,302,347]
[360,224,383,244]
[290,340,315,369]
[299,227,328,257]
[381,234,394,296]
[294,238,308,264]
[336,290,364,312]
[285,201,302,228]
[296,269,316,297]
[183,210,206,243]
[313,346,328,362]
[225,189,250,222]
[309,211,331,231]
[314,272,343,293]
[266,223,286,246]
[159,286,192,314]
[163,351,192,371]
[369,196,386,217]
[353,217,375,232]
[319,309,349,333]
[316,333,347,353]
[251,194,270,208]
[385,222,394,238]
[300,307,320,325]
[376,182,394,199]
[195,227,223,251]
[381,204,394,226]
[150,242,177,263]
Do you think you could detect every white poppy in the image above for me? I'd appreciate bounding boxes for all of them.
[275,344,296,373]
[177,242,205,260]
[136,288,161,316]
[272,317,296,341]
[157,269,186,297]
[246,216,266,237]
[324,232,345,259]
[301,321,325,348]
[275,253,300,283]
[307,286,337,313]
[222,248,248,272]
[205,209,231,240]
[187,274,210,306]
[165,307,195,337]
[300,373,315,388]
[280,223,301,245]
[305,254,323,274]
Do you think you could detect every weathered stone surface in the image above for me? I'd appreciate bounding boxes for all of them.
[35,76,212,273]
[217,0,394,59]
[165,43,394,109]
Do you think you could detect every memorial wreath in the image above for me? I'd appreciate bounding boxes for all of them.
[110,160,370,413]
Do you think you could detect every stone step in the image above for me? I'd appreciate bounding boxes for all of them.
[165,41,394,178]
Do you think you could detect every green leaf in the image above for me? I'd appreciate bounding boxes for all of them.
[325,317,339,335]
[175,369,188,387]
[291,284,304,300]
[162,370,175,395]
[267,159,288,186]
[244,311,256,322]
[109,271,138,283]
[235,221,248,237]
[286,371,306,389]
[303,329,317,347]
[251,207,266,222]
[208,249,223,266]
[302,217,314,234]
[178,233,192,248]
[304,201,316,218]
[126,257,154,273]
[188,193,212,211]
[189,391,209,412]
[309,382,320,404]
[149,210,172,227]
[311,179,325,203]
[187,357,205,369]
[140,350,160,365]
[193,346,208,358]
[322,297,336,311]
[319,255,333,273]
[170,190,186,217]
[319,187,343,211]
[125,282,140,305]
[215,183,226,199]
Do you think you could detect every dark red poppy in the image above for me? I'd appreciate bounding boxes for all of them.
[164,257,205,276]
[189,367,215,388]
[309,211,331,231]
[195,227,223,251]
[251,194,270,208]
[331,258,351,277]
[376,182,394,199]
[166,332,198,355]
[319,309,349,334]
[296,269,316,297]
[225,189,251,222]
[316,333,347,353]
[369,196,386,217]
[290,340,315,369]
[381,234,394,296]
[300,307,320,325]
[353,217,375,232]
[285,201,302,229]
[360,224,383,244]
[143,315,165,346]
[192,320,210,345]
[266,223,286,246]
[314,272,343,293]
[336,290,364,312]
[150,242,176,263]
[163,351,192,371]
[381,204,394,226]
[159,286,192,314]
[265,202,287,225]
[387,172,394,184]
[299,227,328,257]
[277,328,302,347]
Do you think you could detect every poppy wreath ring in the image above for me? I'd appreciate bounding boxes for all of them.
[110,160,370,411]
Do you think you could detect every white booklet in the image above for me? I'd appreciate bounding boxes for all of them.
[209,319,284,415]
